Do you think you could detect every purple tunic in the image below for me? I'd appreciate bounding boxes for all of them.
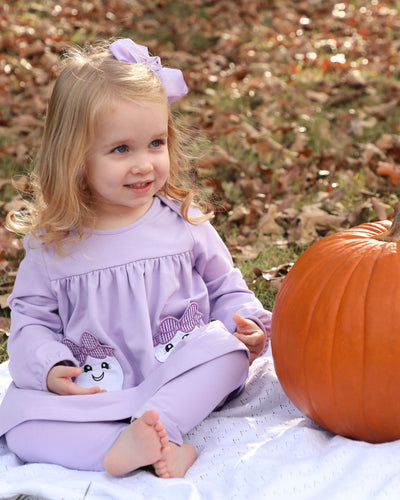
[0,195,271,435]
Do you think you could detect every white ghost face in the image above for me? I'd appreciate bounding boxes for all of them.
[76,355,124,392]
[154,329,193,362]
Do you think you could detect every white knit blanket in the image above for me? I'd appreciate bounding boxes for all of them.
[1,350,400,500]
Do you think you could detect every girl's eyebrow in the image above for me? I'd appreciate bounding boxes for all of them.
[150,131,168,139]
[101,132,168,150]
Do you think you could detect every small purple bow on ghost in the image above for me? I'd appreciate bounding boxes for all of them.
[62,332,115,366]
[153,303,203,346]
[109,38,188,104]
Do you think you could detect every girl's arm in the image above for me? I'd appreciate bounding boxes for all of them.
[191,220,272,356]
[7,241,77,391]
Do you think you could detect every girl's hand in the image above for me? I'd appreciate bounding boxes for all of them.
[47,365,105,395]
[233,313,266,365]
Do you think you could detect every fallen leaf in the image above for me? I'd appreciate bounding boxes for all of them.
[364,99,398,118]
[258,205,285,236]
[0,316,10,333]
[376,161,399,185]
[0,294,10,310]
[371,197,392,220]
[294,204,347,244]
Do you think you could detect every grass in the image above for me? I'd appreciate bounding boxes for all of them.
[0,334,8,363]
[236,243,301,311]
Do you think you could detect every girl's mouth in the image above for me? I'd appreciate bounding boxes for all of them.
[125,181,152,190]
[92,372,105,382]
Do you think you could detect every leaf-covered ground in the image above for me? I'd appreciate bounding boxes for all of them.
[1,0,400,351]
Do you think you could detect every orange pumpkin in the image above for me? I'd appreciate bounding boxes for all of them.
[271,215,400,443]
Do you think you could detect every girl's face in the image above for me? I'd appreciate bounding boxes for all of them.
[85,99,170,229]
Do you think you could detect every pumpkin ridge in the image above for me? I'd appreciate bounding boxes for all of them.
[343,220,391,239]
[360,242,388,441]
[328,250,367,437]
[301,257,346,429]
[361,242,400,442]
[304,239,378,435]
[331,241,384,439]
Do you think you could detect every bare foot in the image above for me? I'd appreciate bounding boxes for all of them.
[153,442,197,478]
[103,410,169,476]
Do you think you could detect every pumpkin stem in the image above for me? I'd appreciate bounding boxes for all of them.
[373,209,400,242]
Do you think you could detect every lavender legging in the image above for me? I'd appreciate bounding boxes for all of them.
[6,350,248,472]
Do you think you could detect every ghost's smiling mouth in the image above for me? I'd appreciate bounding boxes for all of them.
[92,372,105,382]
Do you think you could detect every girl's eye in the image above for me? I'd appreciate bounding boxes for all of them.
[83,364,93,373]
[150,139,164,148]
[101,362,110,369]
[113,144,129,154]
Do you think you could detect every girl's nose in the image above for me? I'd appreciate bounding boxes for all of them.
[130,152,153,174]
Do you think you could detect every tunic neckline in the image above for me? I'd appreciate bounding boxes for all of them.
[91,196,161,236]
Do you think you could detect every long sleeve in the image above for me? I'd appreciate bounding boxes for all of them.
[7,239,77,391]
[190,220,272,338]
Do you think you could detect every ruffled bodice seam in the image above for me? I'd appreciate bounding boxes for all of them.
[47,249,195,283]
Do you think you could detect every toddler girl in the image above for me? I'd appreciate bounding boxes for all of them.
[0,39,272,478]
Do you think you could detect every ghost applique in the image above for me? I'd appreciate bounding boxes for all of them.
[153,303,203,362]
[62,332,124,391]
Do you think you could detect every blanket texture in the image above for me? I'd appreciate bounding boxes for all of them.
[1,351,399,500]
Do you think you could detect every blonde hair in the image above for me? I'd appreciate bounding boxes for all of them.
[7,40,210,253]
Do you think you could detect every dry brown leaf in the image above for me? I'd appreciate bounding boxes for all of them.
[345,69,367,88]
[236,245,261,260]
[305,90,329,104]
[376,134,394,151]
[294,204,347,244]
[0,227,23,258]
[361,143,386,164]
[10,114,41,133]
[258,205,285,236]
[364,99,398,118]
[0,316,10,332]
[371,197,392,221]
[254,262,294,290]
[227,204,250,223]
[0,294,10,310]
[350,116,377,136]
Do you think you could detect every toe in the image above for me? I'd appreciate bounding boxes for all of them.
[154,459,169,478]
[142,410,160,426]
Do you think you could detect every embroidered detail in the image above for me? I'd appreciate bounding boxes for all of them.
[62,331,115,367]
[153,303,203,362]
[62,332,124,392]
[153,303,203,347]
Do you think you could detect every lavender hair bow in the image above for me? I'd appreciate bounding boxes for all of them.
[109,38,188,104]
[62,331,115,366]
